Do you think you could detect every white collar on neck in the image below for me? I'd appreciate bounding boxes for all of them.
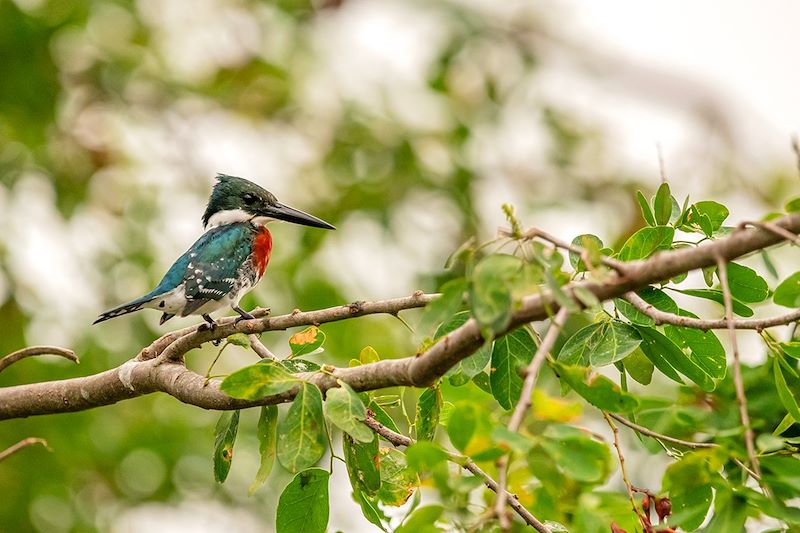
[206,209,271,228]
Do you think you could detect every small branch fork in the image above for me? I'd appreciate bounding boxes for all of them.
[363,416,551,533]
[495,307,569,529]
[1,213,800,428]
[716,256,763,485]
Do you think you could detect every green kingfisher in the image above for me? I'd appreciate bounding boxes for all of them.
[94,174,334,328]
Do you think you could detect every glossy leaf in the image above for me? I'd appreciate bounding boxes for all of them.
[324,381,373,443]
[419,278,467,334]
[653,182,672,225]
[436,311,491,383]
[636,326,717,390]
[553,362,638,412]
[490,326,538,409]
[377,448,418,506]
[557,320,641,367]
[622,348,654,386]
[359,346,380,364]
[692,200,729,231]
[249,405,278,495]
[277,383,327,473]
[276,468,330,533]
[213,410,240,483]
[469,254,523,333]
[540,424,612,483]
[446,402,478,452]
[414,386,442,441]
[664,309,726,382]
[395,505,445,533]
[289,326,326,357]
[662,453,715,531]
[774,357,800,422]
[569,234,603,272]
[718,262,768,303]
[674,288,754,317]
[344,433,381,496]
[221,362,301,400]
[636,190,656,226]
[617,226,674,261]
[774,271,800,307]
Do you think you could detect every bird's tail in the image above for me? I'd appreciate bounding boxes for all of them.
[93,296,154,325]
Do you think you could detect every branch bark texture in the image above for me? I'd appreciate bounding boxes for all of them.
[1,214,799,421]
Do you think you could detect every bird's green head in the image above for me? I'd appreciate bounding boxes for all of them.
[202,174,335,230]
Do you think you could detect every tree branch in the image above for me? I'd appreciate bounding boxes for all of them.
[496,307,569,528]
[0,437,50,462]
[1,214,799,421]
[363,416,551,533]
[622,291,800,331]
[0,346,78,374]
[716,256,763,486]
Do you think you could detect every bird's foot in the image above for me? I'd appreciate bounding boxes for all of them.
[198,314,218,332]
[233,306,256,324]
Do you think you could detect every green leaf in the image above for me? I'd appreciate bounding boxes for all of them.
[553,362,638,412]
[359,346,380,364]
[419,278,467,334]
[414,386,442,441]
[368,400,400,434]
[395,505,445,533]
[653,182,672,225]
[490,327,538,409]
[221,362,301,400]
[636,190,656,226]
[352,490,387,532]
[226,333,250,347]
[276,468,330,533]
[277,383,327,473]
[249,405,278,495]
[664,310,727,382]
[617,226,674,261]
[213,410,240,483]
[446,402,478,452]
[674,288,754,317]
[344,432,381,496]
[662,453,715,531]
[469,254,523,333]
[377,448,418,506]
[324,381,373,443]
[692,201,729,231]
[540,425,612,483]
[289,326,326,357]
[774,357,800,422]
[436,312,491,383]
[557,320,641,367]
[704,489,747,533]
[622,348,654,385]
[405,441,448,472]
[637,326,717,391]
[718,262,769,303]
[774,271,800,307]
[279,359,321,373]
[569,234,603,272]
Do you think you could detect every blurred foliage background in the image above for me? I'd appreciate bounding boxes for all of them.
[0,0,797,531]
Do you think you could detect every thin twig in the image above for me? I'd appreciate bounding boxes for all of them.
[500,227,629,275]
[0,437,50,462]
[248,335,278,360]
[363,416,551,533]
[739,220,800,246]
[623,291,800,332]
[604,412,651,531]
[495,308,569,528]
[0,346,78,374]
[716,256,763,486]
[608,413,717,449]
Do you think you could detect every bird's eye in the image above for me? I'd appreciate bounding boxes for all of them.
[243,193,257,205]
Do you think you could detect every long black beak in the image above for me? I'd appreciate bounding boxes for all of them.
[261,203,335,230]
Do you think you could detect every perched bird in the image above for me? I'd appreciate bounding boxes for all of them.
[94,174,334,328]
